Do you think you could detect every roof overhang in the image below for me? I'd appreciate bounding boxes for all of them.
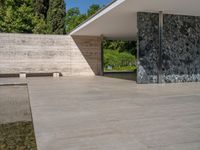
[70,0,200,40]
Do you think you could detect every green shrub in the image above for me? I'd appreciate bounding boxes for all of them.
[104,49,136,72]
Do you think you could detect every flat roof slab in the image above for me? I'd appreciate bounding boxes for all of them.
[71,0,200,40]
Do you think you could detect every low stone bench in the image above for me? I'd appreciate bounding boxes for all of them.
[0,72,61,78]
[19,73,26,78]
[19,72,61,78]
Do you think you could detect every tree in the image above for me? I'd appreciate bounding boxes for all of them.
[104,49,136,71]
[87,4,100,17]
[0,0,40,33]
[66,4,101,33]
[0,0,5,7]
[120,41,137,56]
[35,0,49,18]
[47,0,66,34]
[0,0,48,33]
[32,16,48,34]
[103,40,137,56]
[66,7,87,33]
[0,0,4,23]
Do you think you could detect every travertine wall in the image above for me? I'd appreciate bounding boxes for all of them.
[137,12,200,83]
[0,33,102,76]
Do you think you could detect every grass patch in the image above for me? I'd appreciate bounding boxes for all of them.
[0,121,37,150]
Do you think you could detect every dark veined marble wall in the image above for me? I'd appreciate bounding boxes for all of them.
[163,14,200,83]
[137,12,200,83]
[137,12,159,83]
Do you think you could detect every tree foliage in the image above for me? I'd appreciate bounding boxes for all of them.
[104,49,136,71]
[0,0,65,34]
[87,4,100,17]
[103,40,137,71]
[47,0,66,34]
[35,0,49,18]
[0,0,44,33]
[66,7,87,33]
[0,0,5,6]
[66,4,101,33]
[103,40,137,56]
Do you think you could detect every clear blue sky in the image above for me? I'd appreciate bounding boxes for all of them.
[65,0,113,13]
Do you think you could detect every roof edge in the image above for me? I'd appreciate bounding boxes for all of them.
[69,0,125,36]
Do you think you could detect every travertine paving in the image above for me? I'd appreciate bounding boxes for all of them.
[2,76,200,150]
[0,83,37,149]
[0,85,31,124]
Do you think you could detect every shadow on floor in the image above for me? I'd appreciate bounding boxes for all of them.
[103,72,137,81]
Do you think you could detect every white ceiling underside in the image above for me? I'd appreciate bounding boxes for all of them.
[70,0,200,40]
